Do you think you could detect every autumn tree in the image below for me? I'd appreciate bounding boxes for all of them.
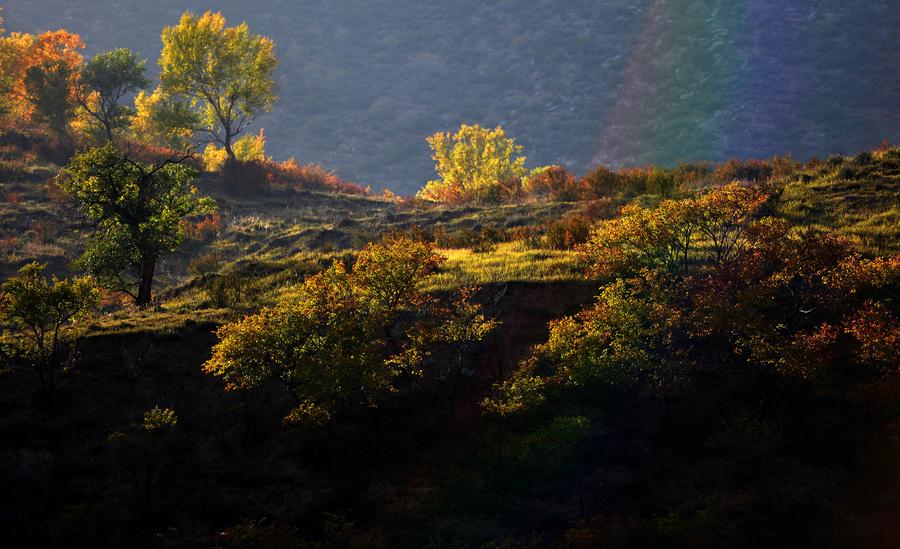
[583,199,699,279]
[158,11,278,159]
[78,48,150,141]
[688,219,900,382]
[204,234,495,430]
[532,203,898,407]
[59,143,215,306]
[417,124,528,203]
[583,184,771,279]
[0,30,84,126]
[130,87,197,149]
[0,262,99,392]
[694,183,769,262]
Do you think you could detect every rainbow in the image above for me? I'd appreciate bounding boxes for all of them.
[593,0,900,169]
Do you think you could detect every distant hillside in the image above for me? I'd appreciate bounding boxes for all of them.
[5,0,899,192]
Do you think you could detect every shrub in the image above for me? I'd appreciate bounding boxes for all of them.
[220,158,268,194]
[184,213,223,242]
[579,165,619,199]
[187,252,222,277]
[523,165,579,201]
[645,167,679,197]
[544,215,592,250]
[205,271,247,308]
[264,157,367,195]
[0,262,99,392]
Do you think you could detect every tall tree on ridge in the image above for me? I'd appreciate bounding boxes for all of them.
[158,11,277,160]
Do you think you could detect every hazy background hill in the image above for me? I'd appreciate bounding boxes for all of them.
[4,0,899,193]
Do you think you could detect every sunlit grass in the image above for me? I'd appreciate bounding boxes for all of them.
[424,242,584,291]
[776,175,899,256]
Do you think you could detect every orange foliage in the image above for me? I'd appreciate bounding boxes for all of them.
[524,166,579,201]
[183,213,223,242]
[845,302,900,373]
[254,158,367,195]
[1,29,84,117]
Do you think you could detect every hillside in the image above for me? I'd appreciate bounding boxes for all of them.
[1,128,899,548]
[4,0,899,192]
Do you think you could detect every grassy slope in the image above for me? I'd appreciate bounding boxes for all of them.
[4,147,899,336]
[776,148,900,255]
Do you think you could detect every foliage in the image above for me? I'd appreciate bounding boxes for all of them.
[583,200,699,279]
[159,11,278,159]
[482,362,546,417]
[205,234,492,428]
[24,59,80,134]
[59,143,215,305]
[543,214,592,250]
[417,124,527,203]
[106,406,178,503]
[202,128,269,171]
[694,183,769,262]
[201,142,229,172]
[583,183,770,278]
[0,29,84,120]
[523,165,580,201]
[130,87,198,150]
[541,280,664,388]
[494,207,900,417]
[0,262,98,391]
[687,221,900,380]
[77,48,149,140]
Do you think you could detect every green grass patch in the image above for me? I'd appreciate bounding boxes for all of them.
[424,242,584,291]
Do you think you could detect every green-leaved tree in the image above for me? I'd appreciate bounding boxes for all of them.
[0,262,99,392]
[78,48,150,141]
[59,144,215,306]
[24,59,79,135]
[204,234,496,432]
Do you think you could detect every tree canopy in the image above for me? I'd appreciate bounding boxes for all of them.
[0,29,84,125]
[417,124,528,203]
[78,48,150,140]
[158,11,277,159]
[0,262,98,391]
[204,234,494,429]
[59,144,215,305]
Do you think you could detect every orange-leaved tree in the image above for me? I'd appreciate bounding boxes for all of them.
[0,29,84,128]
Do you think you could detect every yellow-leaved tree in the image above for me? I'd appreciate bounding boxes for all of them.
[417,124,527,203]
[157,11,277,160]
[130,87,196,150]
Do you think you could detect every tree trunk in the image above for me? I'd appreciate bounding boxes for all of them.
[136,253,157,307]
[103,118,114,142]
[224,129,236,161]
